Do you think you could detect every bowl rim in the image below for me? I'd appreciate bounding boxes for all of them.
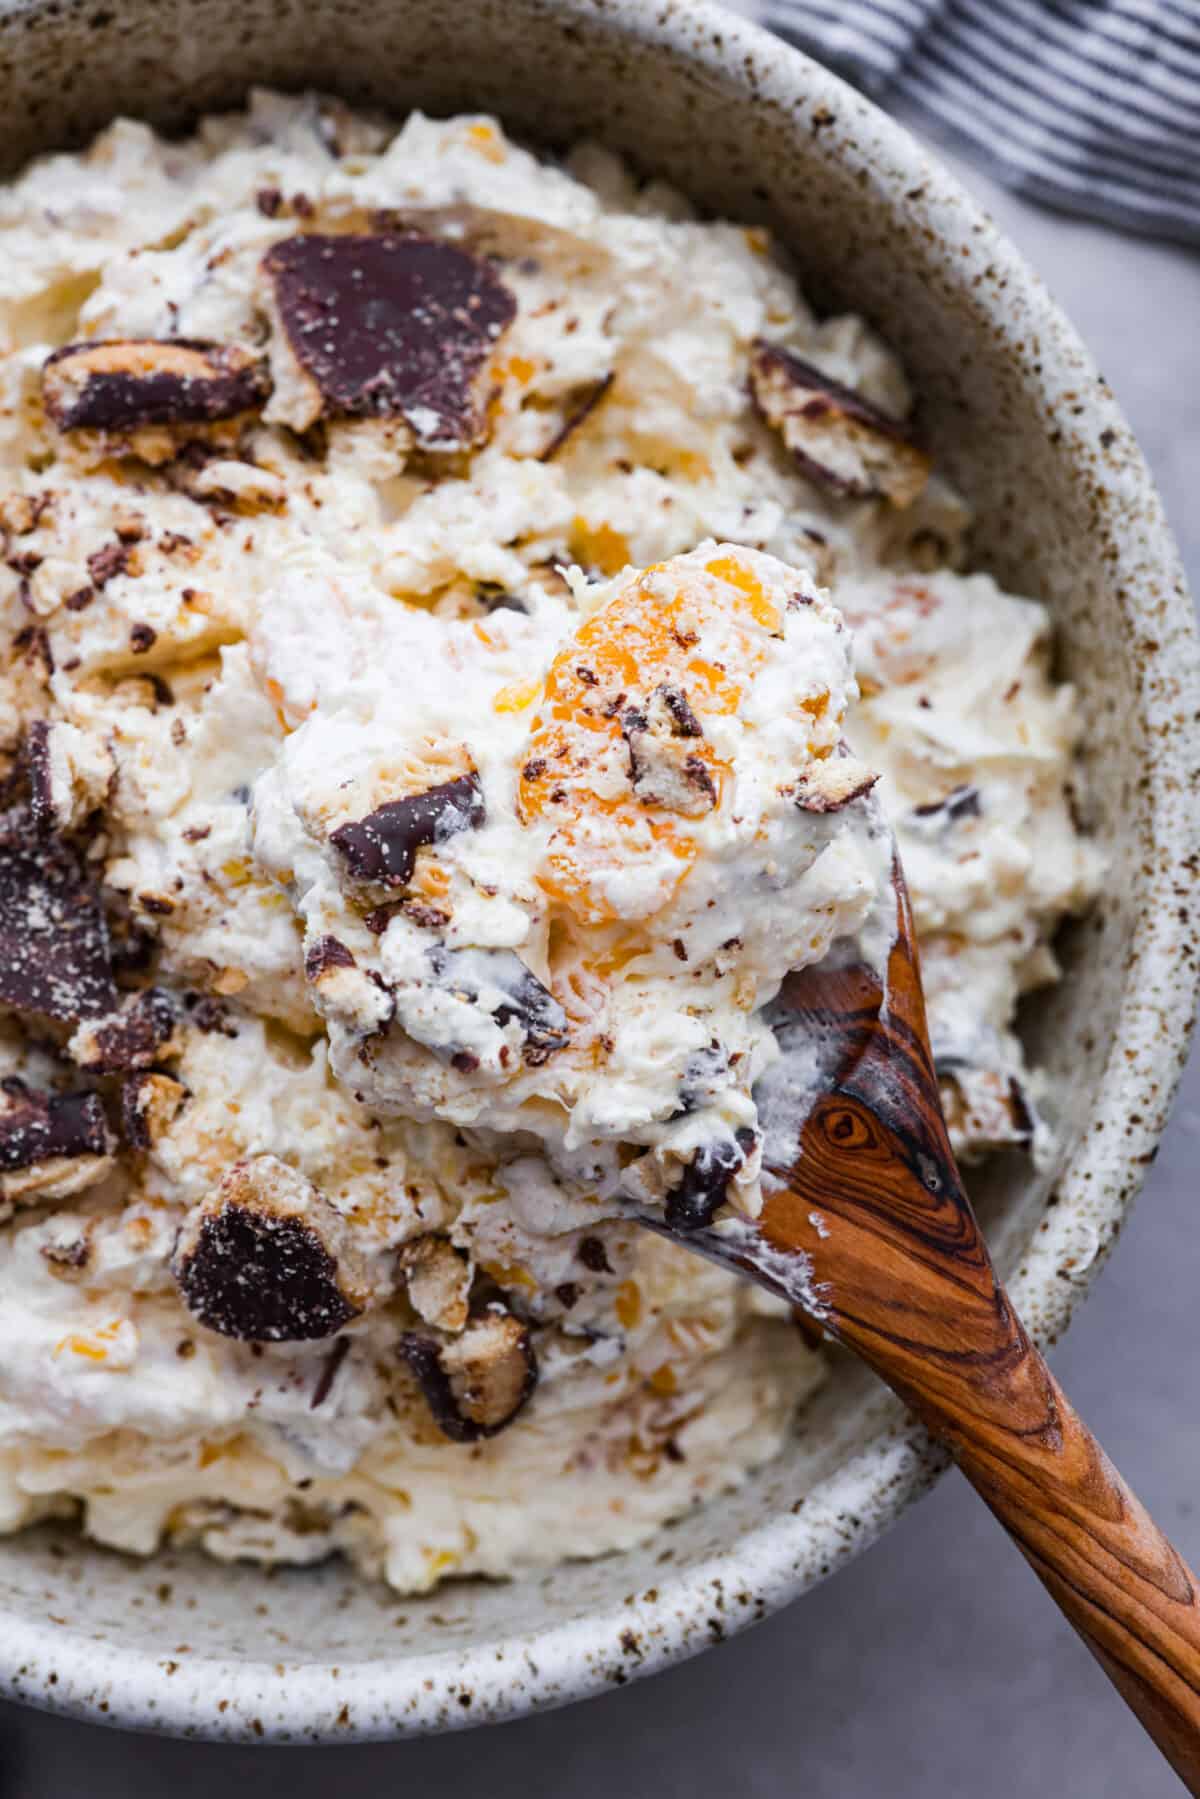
[1,0,1197,1745]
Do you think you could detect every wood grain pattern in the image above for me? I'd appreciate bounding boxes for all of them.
[656,869,1200,1789]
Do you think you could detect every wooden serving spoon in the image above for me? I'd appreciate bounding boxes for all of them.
[642,860,1200,1789]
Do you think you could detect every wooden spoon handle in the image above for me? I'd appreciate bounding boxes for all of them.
[761,1104,1200,1790]
[723,885,1200,1787]
[955,1351,1200,1790]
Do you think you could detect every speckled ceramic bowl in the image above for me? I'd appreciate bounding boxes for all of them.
[0,0,1196,1744]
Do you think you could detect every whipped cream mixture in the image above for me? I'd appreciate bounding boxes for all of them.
[0,93,1099,1592]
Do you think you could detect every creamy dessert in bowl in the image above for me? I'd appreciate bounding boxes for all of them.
[0,90,1103,1598]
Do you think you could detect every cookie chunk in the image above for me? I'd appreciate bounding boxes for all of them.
[750,341,929,506]
[398,1302,537,1442]
[43,339,269,432]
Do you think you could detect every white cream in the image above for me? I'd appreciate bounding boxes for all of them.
[0,93,1099,1591]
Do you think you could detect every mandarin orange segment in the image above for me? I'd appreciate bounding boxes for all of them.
[569,518,632,577]
[517,552,787,923]
[703,553,783,633]
[493,675,542,714]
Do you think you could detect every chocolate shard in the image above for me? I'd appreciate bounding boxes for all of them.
[1007,1077,1036,1144]
[577,1235,613,1275]
[12,623,52,677]
[426,947,569,1068]
[68,986,177,1074]
[171,1155,368,1342]
[24,721,54,833]
[911,783,982,825]
[310,1335,351,1410]
[0,830,117,1023]
[474,583,528,616]
[262,233,516,446]
[11,716,113,843]
[539,370,615,462]
[363,902,405,936]
[792,756,880,814]
[664,1129,757,1233]
[398,898,450,931]
[304,935,356,981]
[330,772,485,888]
[397,1302,537,1443]
[187,994,238,1037]
[487,956,569,1066]
[87,541,132,589]
[43,339,270,432]
[0,1077,113,1207]
[654,683,703,739]
[749,340,930,507]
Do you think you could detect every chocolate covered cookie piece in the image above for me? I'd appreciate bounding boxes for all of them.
[330,772,485,889]
[262,233,516,444]
[43,339,269,432]
[302,934,394,1038]
[69,987,177,1074]
[750,341,930,507]
[0,830,117,1024]
[398,1301,537,1442]
[19,720,114,837]
[119,1070,188,1151]
[172,1155,369,1341]
[0,1077,113,1210]
[938,1062,1036,1158]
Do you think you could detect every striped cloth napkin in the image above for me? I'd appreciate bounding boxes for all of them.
[766,0,1200,244]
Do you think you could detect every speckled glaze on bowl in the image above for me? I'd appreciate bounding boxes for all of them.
[0,0,1196,1744]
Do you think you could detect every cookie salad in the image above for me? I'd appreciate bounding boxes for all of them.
[0,94,1099,1593]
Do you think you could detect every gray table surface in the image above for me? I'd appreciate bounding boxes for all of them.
[2,110,1198,1799]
